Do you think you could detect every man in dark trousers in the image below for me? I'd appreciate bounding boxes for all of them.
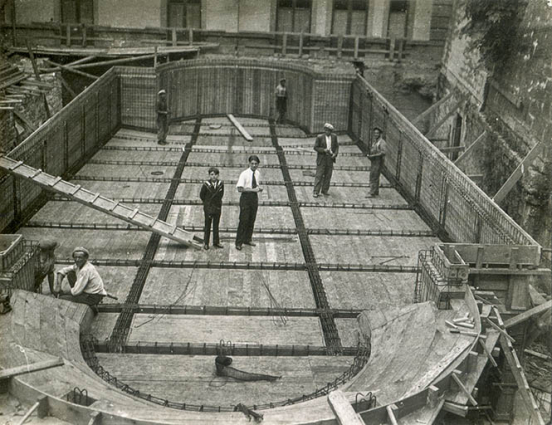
[156,89,169,145]
[200,167,224,250]
[235,155,263,250]
[313,123,339,198]
[367,126,387,198]
[275,78,287,124]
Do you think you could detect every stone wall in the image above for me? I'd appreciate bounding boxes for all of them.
[434,0,551,254]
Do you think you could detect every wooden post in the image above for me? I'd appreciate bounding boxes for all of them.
[82,24,87,47]
[354,36,359,59]
[66,23,71,47]
[440,178,449,227]
[172,28,177,46]
[298,32,304,57]
[11,0,16,46]
[337,35,343,59]
[395,132,403,182]
[282,32,288,57]
[25,39,51,118]
[397,39,404,62]
[388,37,395,61]
[415,152,424,204]
[154,46,158,68]
[189,28,194,45]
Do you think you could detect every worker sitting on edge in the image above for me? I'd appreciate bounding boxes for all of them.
[55,247,107,306]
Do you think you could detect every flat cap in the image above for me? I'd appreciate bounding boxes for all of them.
[72,247,90,257]
[158,89,166,95]
[39,240,58,250]
[323,123,334,130]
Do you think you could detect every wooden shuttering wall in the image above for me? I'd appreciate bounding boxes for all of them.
[0,69,119,233]
[349,77,539,248]
[152,58,353,134]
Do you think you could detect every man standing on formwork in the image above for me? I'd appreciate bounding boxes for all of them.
[313,123,339,198]
[275,78,288,124]
[156,89,169,145]
[235,155,263,251]
[366,126,387,198]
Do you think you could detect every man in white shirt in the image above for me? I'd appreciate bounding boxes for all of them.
[367,126,387,198]
[313,123,339,197]
[275,78,288,124]
[55,247,107,306]
[235,155,263,250]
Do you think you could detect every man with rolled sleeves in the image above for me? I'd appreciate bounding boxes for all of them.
[313,123,339,198]
[55,247,107,306]
[235,155,263,250]
[156,89,169,145]
[366,126,387,198]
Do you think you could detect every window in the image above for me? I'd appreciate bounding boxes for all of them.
[388,0,408,38]
[276,0,312,33]
[332,0,368,35]
[168,0,201,29]
[61,0,93,24]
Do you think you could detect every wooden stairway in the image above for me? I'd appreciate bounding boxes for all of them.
[0,155,201,249]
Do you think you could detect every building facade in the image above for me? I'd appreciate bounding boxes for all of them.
[3,0,450,42]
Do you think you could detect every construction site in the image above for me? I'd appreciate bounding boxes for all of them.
[0,1,550,424]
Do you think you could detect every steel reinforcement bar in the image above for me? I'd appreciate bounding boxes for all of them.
[269,120,342,353]
[24,221,432,237]
[71,175,389,188]
[55,258,420,272]
[107,118,201,352]
[81,335,370,412]
[48,196,412,209]
[97,304,363,318]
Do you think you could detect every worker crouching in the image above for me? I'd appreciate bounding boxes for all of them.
[55,247,107,306]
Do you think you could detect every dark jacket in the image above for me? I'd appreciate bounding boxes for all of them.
[200,180,224,215]
[314,133,339,164]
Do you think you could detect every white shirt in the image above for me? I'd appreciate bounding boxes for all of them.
[58,262,107,296]
[325,135,332,152]
[236,168,261,190]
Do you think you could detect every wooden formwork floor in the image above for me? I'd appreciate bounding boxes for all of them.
[21,117,442,407]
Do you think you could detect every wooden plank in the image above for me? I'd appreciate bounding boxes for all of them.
[227,114,253,141]
[493,142,544,204]
[425,98,464,137]
[328,390,364,425]
[0,358,64,380]
[499,336,545,425]
[12,109,37,133]
[44,59,98,80]
[503,300,552,329]
[455,131,486,166]
[451,370,477,406]
[412,92,453,125]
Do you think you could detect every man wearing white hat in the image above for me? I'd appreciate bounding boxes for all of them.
[55,247,106,306]
[313,123,339,197]
[156,89,169,145]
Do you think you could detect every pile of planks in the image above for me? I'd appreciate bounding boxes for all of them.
[0,62,27,91]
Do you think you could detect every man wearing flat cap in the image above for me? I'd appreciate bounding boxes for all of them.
[55,247,107,306]
[366,126,387,198]
[313,123,339,198]
[156,89,169,145]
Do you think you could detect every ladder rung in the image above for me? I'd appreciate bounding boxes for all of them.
[49,176,63,187]
[91,193,100,204]
[70,184,81,195]
[109,201,119,212]
[8,160,23,170]
[31,169,43,178]
[128,208,139,220]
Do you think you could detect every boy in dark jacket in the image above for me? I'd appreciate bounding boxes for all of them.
[199,167,224,250]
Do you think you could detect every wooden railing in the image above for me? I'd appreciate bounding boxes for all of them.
[0,22,443,61]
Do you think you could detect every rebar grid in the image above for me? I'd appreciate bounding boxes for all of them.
[107,119,201,352]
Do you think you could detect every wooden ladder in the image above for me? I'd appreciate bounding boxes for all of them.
[0,155,202,250]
